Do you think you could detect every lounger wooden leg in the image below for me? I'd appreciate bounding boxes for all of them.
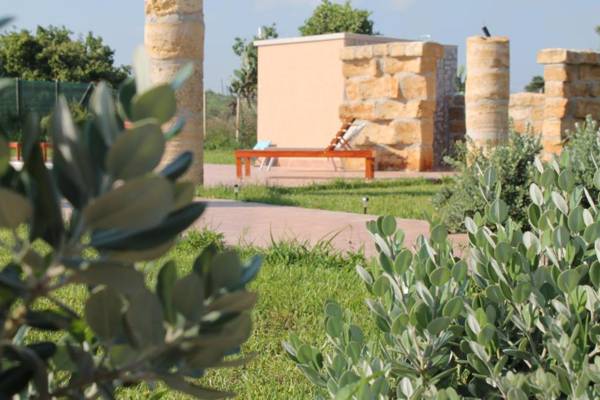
[366,157,375,180]
[245,158,251,177]
[236,157,243,179]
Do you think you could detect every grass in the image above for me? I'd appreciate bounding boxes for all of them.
[204,149,236,164]
[198,178,447,220]
[0,229,374,399]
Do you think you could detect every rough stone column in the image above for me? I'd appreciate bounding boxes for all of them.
[465,36,510,149]
[145,0,204,184]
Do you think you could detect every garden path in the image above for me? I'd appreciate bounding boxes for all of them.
[196,199,467,258]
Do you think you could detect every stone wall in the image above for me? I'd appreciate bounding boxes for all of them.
[339,42,444,171]
[145,0,204,184]
[538,49,600,154]
[509,92,544,135]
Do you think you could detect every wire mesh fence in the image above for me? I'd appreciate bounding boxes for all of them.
[0,78,94,140]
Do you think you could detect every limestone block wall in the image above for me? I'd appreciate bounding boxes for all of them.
[465,36,510,149]
[339,42,444,171]
[145,0,204,184]
[538,49,600,154]
[509,92,544,135]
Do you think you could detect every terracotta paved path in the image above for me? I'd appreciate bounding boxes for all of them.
[195,199,466,258]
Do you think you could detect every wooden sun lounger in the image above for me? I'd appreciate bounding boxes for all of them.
[235,148,376,179]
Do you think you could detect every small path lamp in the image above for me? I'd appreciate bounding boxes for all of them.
[362,196,369,215]
[234,184,240,200]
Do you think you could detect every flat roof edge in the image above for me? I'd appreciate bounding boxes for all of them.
[254,33,403,47]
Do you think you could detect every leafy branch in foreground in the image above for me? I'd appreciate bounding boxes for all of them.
[0,48,261,399]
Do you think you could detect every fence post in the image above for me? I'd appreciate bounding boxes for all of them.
[55,80,60,104]
[15,78,20,120]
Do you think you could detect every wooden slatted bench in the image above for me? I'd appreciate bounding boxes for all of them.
[235,148,376,180]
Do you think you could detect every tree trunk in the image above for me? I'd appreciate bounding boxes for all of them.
[235,95,241,142]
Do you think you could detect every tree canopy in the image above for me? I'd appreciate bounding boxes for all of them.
[229,24,278,102]
[525,75,545,93]
[299,0,375,36]
[0,25,129,86]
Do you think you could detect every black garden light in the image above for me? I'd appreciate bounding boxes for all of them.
[362,196,369,215]
[234,184,240,200]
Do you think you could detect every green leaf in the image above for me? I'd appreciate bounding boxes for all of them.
[172,274,204,322]
[483,167,497,189]
[464,217,478,234]
[0,189,32,229]
[125,289,165,348]
[452,261,468,282]
[552,192,569,215]
[51,97,94,203]
[173,182,195,211]
[558,170,575,192]
[90,82,119,146]
[568,206,586,233]
[157,261,178,324]
[557,269,581,293]
[85,288,123,341]
[23,118,64,246]
[443,296,464,318]
[211,251,243,290]
[530,183,544,206]
[90,202,205,253]
[513,282,532,304]
[494,242,512,264]
[160,151,193,181]
[83,176,173,231]
[394,250,412,275]
[489,199,508,224]
[74,263,146,296]
[427,317,451,335]
[430,224,448,244]
[430,268,451,287]
[381,216,396,236]
[118,77,136,120]
[594,169,600,190]
[0,136,8,176]
[590,263,600,288]
[171,62,195,90]
[106,120,165,180]
[132,84,177,124]
[507,388,528,400]
[356,265,373,285]
[133,47,152,93]
[596,240,600,263]
[553,226,570,249]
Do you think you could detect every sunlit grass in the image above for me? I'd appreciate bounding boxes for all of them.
[198,178,447,220]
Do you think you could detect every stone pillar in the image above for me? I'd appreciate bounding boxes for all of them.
[465,36,510,149]
[538,49,600,155]
[145,0,204,184]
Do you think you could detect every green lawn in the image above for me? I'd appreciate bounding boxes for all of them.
[1,230,373,399]
[204,149,236,164]
[198,178,447,220]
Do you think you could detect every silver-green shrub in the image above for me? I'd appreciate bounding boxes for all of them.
[0,49,260,398]
[286,154,600,399]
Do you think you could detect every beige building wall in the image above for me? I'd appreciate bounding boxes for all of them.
[255,34,403,156]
